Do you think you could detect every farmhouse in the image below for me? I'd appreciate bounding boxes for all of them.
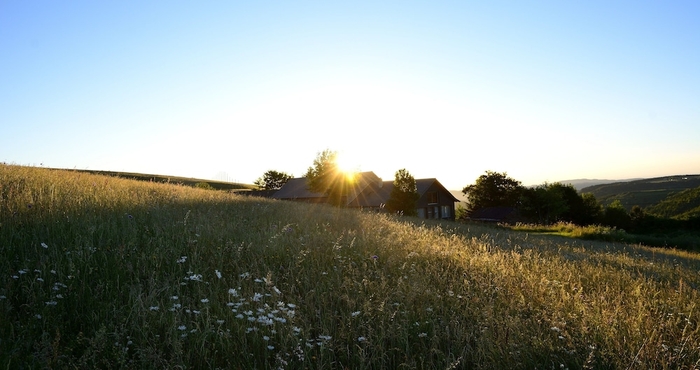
[273,172,459,221]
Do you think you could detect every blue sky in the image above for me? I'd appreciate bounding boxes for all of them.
[2,1,699,189]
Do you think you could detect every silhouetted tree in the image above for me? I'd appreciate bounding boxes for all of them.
[386,169,420,216]
[520,183,568,224]
[580,193,603,225]
[462,171,523,215]
[304,149,352,206]
[254,170,293,190]
[601,200,631,230]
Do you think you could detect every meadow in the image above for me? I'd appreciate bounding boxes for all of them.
[1,164,699,369]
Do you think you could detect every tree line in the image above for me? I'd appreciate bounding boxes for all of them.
[460,170,700,233]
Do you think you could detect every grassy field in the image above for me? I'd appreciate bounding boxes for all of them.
[2,164,699,369]
[509,222,700,252]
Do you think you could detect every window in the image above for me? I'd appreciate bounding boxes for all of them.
[417,208,426,219]
[441,205,451,218]
[427,192,438,204]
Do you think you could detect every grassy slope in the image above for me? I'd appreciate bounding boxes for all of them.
[580,175,700,211]
[67,168,257,191]
[646,186,700,220]
[1,164,699,369]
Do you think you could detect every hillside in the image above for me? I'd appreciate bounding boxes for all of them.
[646,185,700,220]
[580,174,700,210]
[1,164,699,368]
[64,168,256,191]
[557,178,640,191]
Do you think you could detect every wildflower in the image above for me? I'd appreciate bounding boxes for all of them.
[215,270,222,279]
[254,278,263,283]
[273,286,281,295]
[0,295,5,299]
[228,288,238,296]
[240,272,250,278]
[418,332,428,338]
[252,293,263,302]
[263,336,270,341]
[287,303,296,309]
[351,311,361,317]
[36,277,44,282]
[267,345,275,350]
[45,301,58,306]
[292,326,301,335]
[41,242,48,249]
[36,314,42,319]
[258,316,274,326]
[216,320,225,324]
[55,294,63,299]
[372,255,378,260]
[178,325,187,331]
[551,326,560,333]
[192,310,201,315]
[358,336,367,342]
[149,306,159,311]
[171,296,179,300]
[176,256,187,264]
[50,270,56,274]
[200,298,209,303]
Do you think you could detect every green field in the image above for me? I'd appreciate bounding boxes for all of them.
[2,165,699,369]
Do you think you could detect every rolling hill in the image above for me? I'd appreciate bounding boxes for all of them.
[580,175,700,211]
[645,185,700,220]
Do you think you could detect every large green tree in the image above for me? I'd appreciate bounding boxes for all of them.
[462,171,523,214]
[385,168,420,216]
[254,170,293,190]
[520,183,569,224]
[304,149,352,206]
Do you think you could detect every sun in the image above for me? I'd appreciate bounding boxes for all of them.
[335,151,361,180]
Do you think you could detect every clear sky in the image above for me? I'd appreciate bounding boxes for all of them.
[2,1,699,189]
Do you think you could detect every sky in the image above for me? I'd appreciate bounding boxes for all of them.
[2,1,699,190]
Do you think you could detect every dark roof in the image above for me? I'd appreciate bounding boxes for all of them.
[416,178,460,202]
[348,178,459,208]
[271,177,319,200]
[272,172,382,204]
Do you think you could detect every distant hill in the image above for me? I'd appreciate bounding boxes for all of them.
[558,178,641,191]
[645,186,700,220]
[580,175,700,211]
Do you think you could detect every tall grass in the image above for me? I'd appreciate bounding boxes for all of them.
[2,164,699,369]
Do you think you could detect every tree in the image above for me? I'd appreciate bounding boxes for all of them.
[304,149,353,206]
[601,200,631,230]
[519,183,569,224]
[254,170,293,190]
[580,193,603,225]
[462,171,524,214]
[385,169,420,216]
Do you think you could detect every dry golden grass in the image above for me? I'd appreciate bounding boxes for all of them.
[1,164,699,369]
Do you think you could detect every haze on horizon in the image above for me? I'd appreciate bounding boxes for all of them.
[2,1,699,190]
